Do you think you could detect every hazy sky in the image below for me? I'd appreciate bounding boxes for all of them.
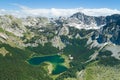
[0,0,119,9]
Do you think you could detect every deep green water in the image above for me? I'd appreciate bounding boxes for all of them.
[52,64,68,75]
[28,55,67,74]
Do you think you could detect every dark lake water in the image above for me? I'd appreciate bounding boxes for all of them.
[28,55,67,74]
[52,64,68,75]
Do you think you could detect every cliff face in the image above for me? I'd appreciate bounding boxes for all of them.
[92,18,120,45]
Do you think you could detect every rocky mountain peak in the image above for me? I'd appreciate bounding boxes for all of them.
[70,12,96,25]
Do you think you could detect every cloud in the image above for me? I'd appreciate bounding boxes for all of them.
[0,4,120,17]
[21,8,120,17]
[81,8,120,16]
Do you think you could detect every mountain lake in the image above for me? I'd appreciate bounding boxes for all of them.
[28,55,68,74]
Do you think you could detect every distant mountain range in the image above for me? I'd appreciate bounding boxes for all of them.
[0,12,120,80]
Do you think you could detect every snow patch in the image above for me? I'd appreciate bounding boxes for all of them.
[67,22,100,30]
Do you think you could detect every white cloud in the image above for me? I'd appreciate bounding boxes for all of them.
[0,4,120,17]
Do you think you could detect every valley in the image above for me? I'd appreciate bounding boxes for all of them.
[0,12,120,80]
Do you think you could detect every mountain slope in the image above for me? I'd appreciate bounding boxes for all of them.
[0,13,120,80]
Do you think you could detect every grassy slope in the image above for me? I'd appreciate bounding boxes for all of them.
[0,43,52,80]
[82,62,120,80]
